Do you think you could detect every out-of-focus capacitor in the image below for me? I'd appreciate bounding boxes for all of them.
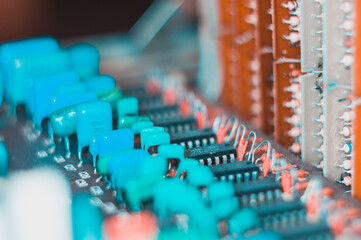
[76,101,113,163]
[207,182,235,202]
[186,166,214,187]
[0,37,59,101]
[144,132,171,153]
[111,150,149,190]
[131,121,154,134]
[27,70,79,131]
[228,208,261,236]
[56,82,88,96]
[158,144,185,161]
[66,43,100,78]
[176,158,200,177]
[124,174,164,212]
[118,116,151,130]
[0,142,8,177]
[89,129,134,170]
[140,155,168,177]
[140,127,165,150]
[98,89,123,114]
[7,51,71,113]
[83,75,116,96]
[117,97,139,117]
[72,193,102,240]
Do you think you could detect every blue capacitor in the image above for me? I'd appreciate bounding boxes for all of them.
[0,69,3,108]
[131,121,154,134]
[0,142,9,177]
[144,132,170,152]
[76,101,113,163]
[56,82,88,96]
[0,37,59,101]
[83,75,116,96]
[89,129,134,169]
[140,127,165,150]
[48,92,97,156]
[109,149,149,188]
[7,51,71,113]
[66,43,100,78]
[72,193,103,240]
[27,70,79,131]
[117,97,139,116]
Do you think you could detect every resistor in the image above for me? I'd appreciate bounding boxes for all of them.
[288,127,301,138]
[284,99,300,108]
[290,142,301,154]
[282,1,298,11]
[337,176,352,186]
[337,160,352,170]
[341,2,353,14]
[337,143,352,154]
[337,111,352,122]
[337,126,352,137]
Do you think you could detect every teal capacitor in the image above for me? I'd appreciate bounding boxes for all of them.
[237,231,285,240]
[124,174,164,212]
[228,208,261,236]
[0,142,8,177]
[50,106,77,158]
[50,106,77,138]
[76,101,113,162]
[27,70,79,130]
[83,75,116,95]
[210,197,238,220]
[67,43,100,78]
[7,50,71,113]
[186,166,214,187]
[207,182,235,202]
[48,92,98,158]
[153,180,202,218]
[188,205,219,237]
[118,116,151,130]
[0,37,59,100]
[157,144,185,160]
[140,155,167,177]
[140,127,165,149]
[144,132,170,152]
[98,89,123,114]
[176,158,200,175]
[131,121,154,134]
[72,193,102,240]
[158,227,218,240]
[117,97,139,116]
